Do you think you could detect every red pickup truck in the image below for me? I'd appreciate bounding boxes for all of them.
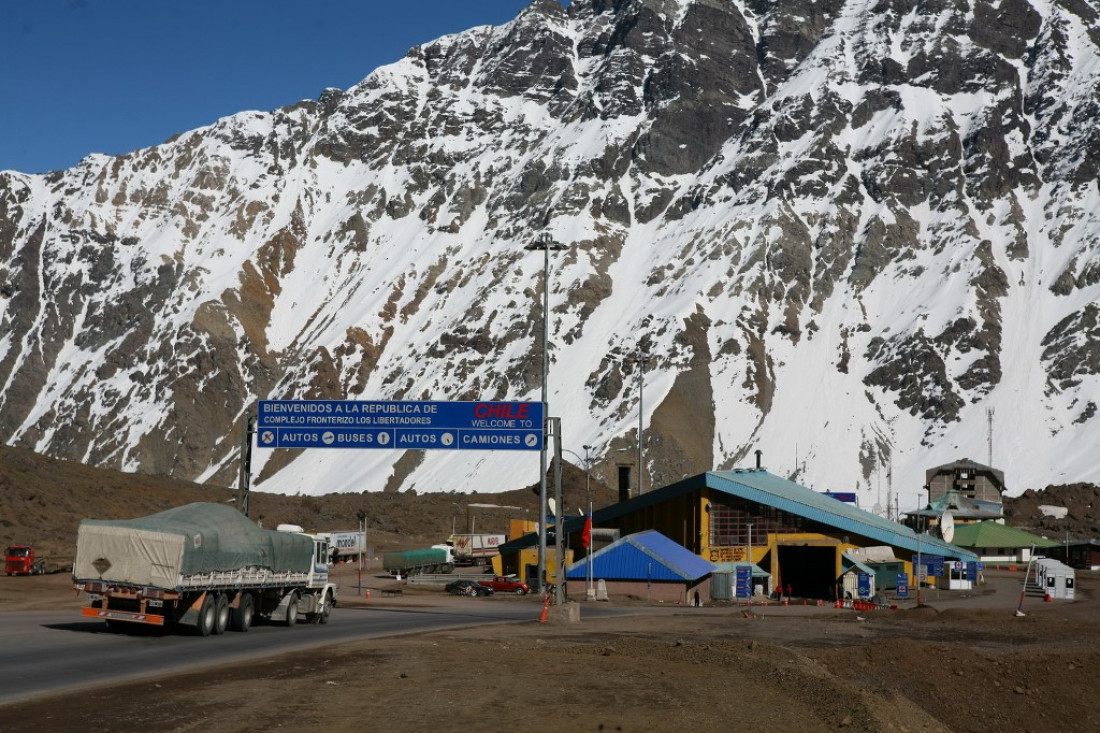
[477,575,530,595]
[4,545,44,575]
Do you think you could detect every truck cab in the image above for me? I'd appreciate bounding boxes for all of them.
[5,545,43,575]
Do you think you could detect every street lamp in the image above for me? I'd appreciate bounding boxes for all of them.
[584,444,595,598]
[525,232,567,594]
[564,445,598,598]
[620,346,649,494]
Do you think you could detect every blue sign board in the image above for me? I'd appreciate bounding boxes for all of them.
[925,555,945,577]
[857,572,871,599]
[735,565,753,599]
[256,400,544,451]
[965,562,978,582]
[896,573,909,598]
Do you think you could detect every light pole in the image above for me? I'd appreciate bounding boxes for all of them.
[564,445,597,599]
[621,346,648,494]
[525,233,567,593]
[583,444,594,598]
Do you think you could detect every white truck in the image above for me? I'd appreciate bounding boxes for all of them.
[450,533,506,565]
[72,502,337,636]
[316,530,367,562]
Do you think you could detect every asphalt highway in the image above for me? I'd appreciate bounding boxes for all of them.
[0,600,618,705]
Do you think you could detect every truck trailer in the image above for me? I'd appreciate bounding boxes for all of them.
[382,545,454,576]
[450,533,506,565]
[72,502,337,636]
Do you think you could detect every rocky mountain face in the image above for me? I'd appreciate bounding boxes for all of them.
[1,0,1098,504]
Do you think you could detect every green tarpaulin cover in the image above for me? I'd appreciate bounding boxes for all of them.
[73,502,313,589]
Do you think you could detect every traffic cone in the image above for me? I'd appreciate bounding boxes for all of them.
[1044,592,1052,603]
[835,599,842,608]
[539,594,552,623]
[365,590,371,599]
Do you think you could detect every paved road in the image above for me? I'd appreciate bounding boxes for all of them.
[0,599,626,705]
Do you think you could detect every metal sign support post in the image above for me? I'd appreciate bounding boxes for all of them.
[538,418,548,596]
[526,233,566,596]
[236,414,255,518]
[549,417,565,606]
[357,510,366,596]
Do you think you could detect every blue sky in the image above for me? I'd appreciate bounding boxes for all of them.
[1,1,567,175]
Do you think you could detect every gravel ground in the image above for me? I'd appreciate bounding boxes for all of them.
[0,566,1096,733]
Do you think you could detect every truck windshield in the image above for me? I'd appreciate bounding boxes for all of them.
[6,548,29,557]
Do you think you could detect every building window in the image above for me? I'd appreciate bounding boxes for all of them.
[709,499,804,546]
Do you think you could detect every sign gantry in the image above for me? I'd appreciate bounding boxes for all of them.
[256,400,544,451]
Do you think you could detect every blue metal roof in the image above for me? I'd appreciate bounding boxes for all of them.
[589,470,977,562]
[565,530,716,581]
[841,552,876,576]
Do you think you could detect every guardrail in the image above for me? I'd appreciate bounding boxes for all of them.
[405,572,489,586]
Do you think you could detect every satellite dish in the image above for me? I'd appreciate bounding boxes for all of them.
[938,511,955,543]
[547,498,557,517]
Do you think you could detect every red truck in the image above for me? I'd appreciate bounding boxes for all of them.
[477,575,530,595]
[4,545,45,575]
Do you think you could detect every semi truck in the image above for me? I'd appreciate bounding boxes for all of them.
[4,545,45,575]
[72,502,337,636]
[382,544,454,576]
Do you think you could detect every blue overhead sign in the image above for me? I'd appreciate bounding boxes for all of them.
[256,400,544,451]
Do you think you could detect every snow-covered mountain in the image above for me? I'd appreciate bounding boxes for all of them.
[1,0,1098,510]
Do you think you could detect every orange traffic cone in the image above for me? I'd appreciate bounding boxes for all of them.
[365,589,371,599]
[539,594,552,623]
[1044,593,1052,603]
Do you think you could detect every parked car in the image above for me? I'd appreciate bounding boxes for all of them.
[445,579,494,596]
[477,575,531,595]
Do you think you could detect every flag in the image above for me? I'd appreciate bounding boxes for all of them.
[581,514,592,548]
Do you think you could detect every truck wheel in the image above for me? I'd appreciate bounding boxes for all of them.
[230,594,254,632]
[195,595,216,637]
[285,593,300,627]
[212,594,230,635]
[319,592,332,625]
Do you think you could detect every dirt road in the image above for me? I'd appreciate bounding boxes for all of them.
[0,567,1096,733]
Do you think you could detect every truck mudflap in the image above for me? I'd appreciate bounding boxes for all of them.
[81,607,166,626]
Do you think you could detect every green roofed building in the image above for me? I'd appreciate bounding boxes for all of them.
[949,521,1057,565]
